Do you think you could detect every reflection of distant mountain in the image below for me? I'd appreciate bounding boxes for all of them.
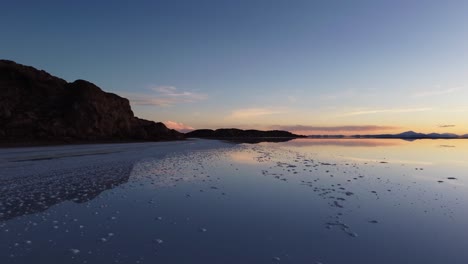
[0,163,132,221]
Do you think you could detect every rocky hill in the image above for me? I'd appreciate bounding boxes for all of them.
[186,128,305,139]
[0,60,183,144]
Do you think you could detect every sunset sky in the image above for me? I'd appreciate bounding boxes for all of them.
[2,1,467,135]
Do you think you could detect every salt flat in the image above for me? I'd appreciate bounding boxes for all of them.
[1,139,467,264]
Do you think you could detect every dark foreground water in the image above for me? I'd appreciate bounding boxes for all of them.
[0,138,467,264]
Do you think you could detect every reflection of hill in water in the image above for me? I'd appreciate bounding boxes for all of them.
[0,163,132,221]
[222,137,295,144]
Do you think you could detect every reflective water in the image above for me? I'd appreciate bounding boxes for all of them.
[1,138,467,264]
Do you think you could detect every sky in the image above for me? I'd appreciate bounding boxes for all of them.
[1,0,468,135]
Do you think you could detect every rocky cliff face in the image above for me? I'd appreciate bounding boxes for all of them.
[0,60,183,143]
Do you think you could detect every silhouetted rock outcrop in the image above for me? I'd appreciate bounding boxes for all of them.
[0,60,183,144]
[186,128,305,139]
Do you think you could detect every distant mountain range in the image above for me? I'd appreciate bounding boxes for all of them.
[308,131,468,139]
[352,131,464,139]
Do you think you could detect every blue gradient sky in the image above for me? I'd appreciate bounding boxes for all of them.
[2,0,467,134]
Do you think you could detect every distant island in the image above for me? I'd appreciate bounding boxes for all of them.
[310,131,467,139]
[186,129,306,141]
[0,60,183,145]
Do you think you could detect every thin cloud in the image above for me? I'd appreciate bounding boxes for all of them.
[124,96,180,107]
[438,124,455,128]
[229,108,288,119]
[287,96,298,103]
[343,107,432,116]
[319,89,377,100]
[412,87,462,97]
[151,86,207,100]
[440,107,468,113]
[164,121,195,133]
[270,125,399,132]
[120,86,207,107]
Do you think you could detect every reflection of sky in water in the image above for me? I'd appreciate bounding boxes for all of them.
[0,139,467,263]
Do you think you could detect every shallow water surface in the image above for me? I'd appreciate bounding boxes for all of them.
[1,138,467,263]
